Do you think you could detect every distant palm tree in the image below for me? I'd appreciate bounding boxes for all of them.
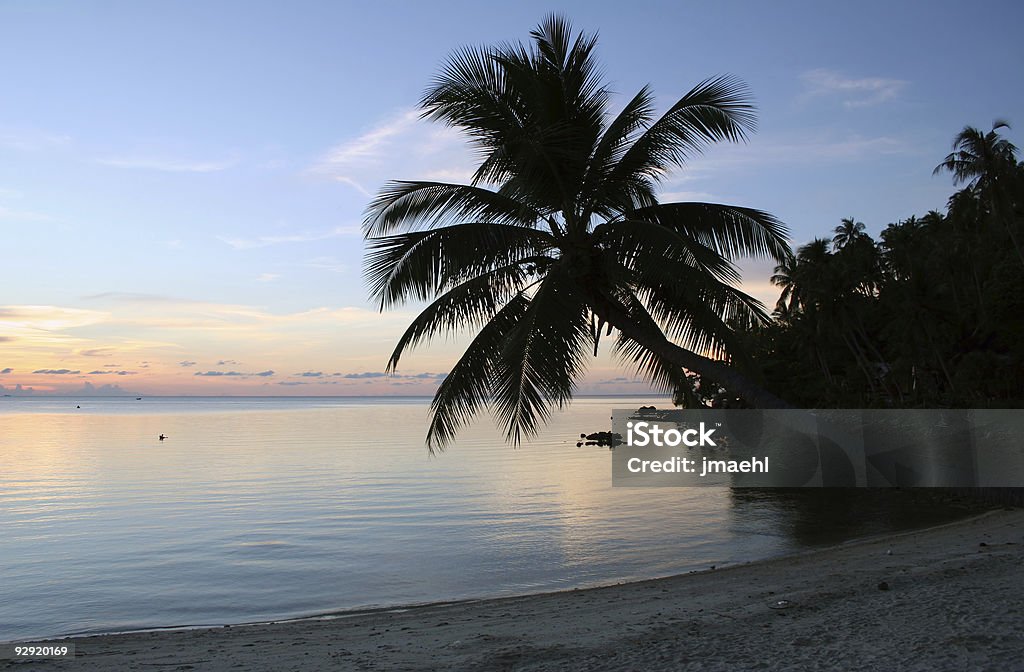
[363,15,792,448]
[832,217,868,250]
[770,255,800,317]
[934,121,1022,265]
[933,121,1017,190]
[772,238,838,316]
[769,239,835,383]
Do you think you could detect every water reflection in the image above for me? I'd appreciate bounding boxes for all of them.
[0,397,981,641]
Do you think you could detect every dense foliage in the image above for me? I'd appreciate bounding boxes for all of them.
[728,123,1024,408]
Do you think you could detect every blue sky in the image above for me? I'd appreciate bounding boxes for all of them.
[1,0,1022,395]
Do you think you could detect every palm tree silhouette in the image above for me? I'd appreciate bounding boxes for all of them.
[832,217,868,250]
[770,254,800,317]
[364,15,792,448]
[933,121,1017,191]
[934,121,1022,265]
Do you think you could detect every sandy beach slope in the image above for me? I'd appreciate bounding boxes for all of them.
[12,508,1023,671]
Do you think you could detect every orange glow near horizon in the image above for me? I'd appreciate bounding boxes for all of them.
[0,298,670,397]
[1,276,779,396]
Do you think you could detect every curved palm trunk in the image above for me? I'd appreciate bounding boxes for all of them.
[591,297,792,409]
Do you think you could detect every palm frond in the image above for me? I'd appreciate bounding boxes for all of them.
[491,269,592,444]
[606,291,690,393]
[364,222,554,307]
[421,15,607,209]
[580,86,657,217]
[364,181,544,236]
[638,281,766,363]
[594,217,742,283]
[528,14,607,116]
[427,293,532,451]
[609,75,756,185]
[420,44,526,151]
[627,202,791,263]
[933,121,1018,187]
[615,253,767,361]
[612,334,689,394]
[386,260,548,371]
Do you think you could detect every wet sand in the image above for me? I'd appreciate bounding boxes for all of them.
[13,508,1024,671]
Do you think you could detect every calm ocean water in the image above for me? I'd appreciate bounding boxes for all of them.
[0,396,973,641]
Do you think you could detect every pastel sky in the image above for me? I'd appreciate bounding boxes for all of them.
[1,0,1021,396]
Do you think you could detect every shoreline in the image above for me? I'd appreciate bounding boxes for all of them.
[37,506,997,640]
[6,502,991,643]
[12,506,1022,671]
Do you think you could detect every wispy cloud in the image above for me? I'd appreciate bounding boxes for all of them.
[77,295,414,333]
[800,69,907,108]
[217,225,359,250]
[76,382,133,396]
[79,347,116,357]
[96,155,237,173]
[309,108,474,195]
[0,305,109,331]
[195,370,274,377]
[87,370,137,375]
[33,368,81,375]
[2,382,136,397]
[179,361,197,367]
[0,368,12,374]
[331,176,373,197]
[337,371,447,380]
[279,371,448,381]
[318,109,420,168]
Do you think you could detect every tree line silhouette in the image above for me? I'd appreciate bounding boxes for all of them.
[695,122,1024,408]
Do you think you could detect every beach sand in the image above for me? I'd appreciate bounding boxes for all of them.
[13,508,1023,671]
